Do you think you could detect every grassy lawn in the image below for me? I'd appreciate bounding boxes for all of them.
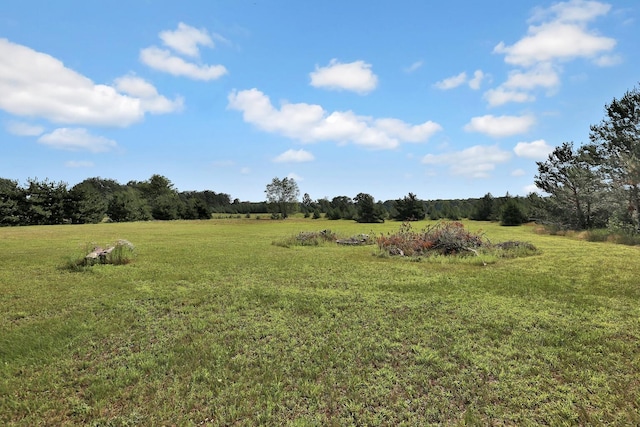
[1,219,639,425]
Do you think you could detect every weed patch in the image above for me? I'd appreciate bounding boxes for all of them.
[273,230,375,248]
[272,229,336,247]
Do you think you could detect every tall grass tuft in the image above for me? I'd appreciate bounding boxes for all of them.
[272,230,337,247]
[107,239,136,265]
[63,239,135,270]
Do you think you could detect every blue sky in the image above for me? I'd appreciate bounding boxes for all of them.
[0,0,638,202]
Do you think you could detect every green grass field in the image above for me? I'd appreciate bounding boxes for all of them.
[1,219,639,425]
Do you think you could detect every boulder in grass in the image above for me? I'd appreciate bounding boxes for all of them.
[85,246,114,264]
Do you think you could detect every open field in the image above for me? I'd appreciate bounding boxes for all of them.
[1,219,639,425]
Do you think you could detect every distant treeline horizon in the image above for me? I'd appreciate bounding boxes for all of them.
[0,174,534,226]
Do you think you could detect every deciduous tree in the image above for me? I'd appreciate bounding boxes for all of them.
[265,177,300,219]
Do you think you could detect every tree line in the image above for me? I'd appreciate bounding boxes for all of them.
[0,175,252,226]
[0,172,531,226]
[264,177,529,225]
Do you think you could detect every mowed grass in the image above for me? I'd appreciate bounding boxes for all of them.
[0,219,639,425]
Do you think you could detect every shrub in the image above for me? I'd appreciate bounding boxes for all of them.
[500,199,528,226]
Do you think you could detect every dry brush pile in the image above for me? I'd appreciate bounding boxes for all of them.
[376,221,537,259]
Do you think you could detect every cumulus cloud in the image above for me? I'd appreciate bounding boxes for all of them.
[309,59,378,94]
[114,75,184,113]
[503,63,560,91]
[273,149,315,163]
[159,22,214,57]
[511,168,527,177]
[0,38,181,127]
[287,172,303,181]
[5,121,44,136]
[422,145,512,178]
[514,139,554,159]
[484,64,561,106]
[464,114,535,138]
[494,21,615,66]
[140,23,228,81]
[487,0,617,106]
[468,70,486,90]
[140,46,227,81]
[530,0,611,25]
[227,88,442,150]
[435,70,485,90]
[434,72,467,90]
[38,128,117,152]
[484,88,535,107]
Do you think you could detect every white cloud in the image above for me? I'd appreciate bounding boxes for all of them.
[65,160,94,168]
[404,61,424,73]
[159,22,214,57]
[594,54,622,66]
[0,38,181,127]
[240,167,251,175]
[488,0,616,107]
[468,70,486,90]
[140,46,227,81]
[503,63,560,91]
[484,63,559,106]
[494,22,615,66]
[494,0,616,67]
[464,114,535,138]
[422,145,512,178]
[530,0,611,24]
[484,88,535,107]
[5,121,44,136]
[309,59,378,94]
[273,149,315,163]
[375,118,443,143]
[514,139,554,159]
[114,75,184,113]
[511,169,527,177]
[38,128,117,152]
[227,88,442,150]
[435,70,485,90]
[434,72,467,90]
[287,172,303,181]
[524,183,540,194]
